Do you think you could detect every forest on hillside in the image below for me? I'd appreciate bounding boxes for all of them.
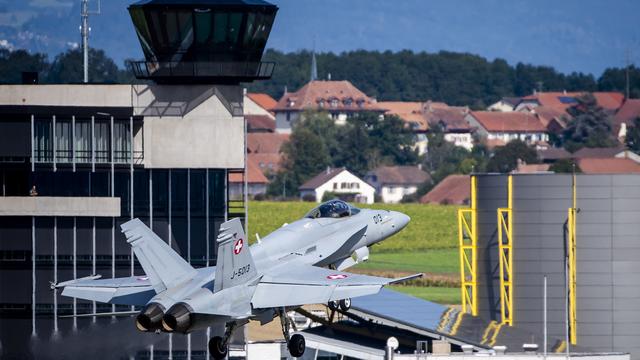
[0,47,639,108]
[249,49,640,108]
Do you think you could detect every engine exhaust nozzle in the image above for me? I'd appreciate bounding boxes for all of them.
[135,303,165,332]
[162,303,192,333]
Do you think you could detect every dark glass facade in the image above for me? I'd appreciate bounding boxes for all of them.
[0,114,241,358]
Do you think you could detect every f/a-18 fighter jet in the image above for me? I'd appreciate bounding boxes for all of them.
[54,199,419,359]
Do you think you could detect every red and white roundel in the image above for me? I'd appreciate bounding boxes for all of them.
[327,274,348,280]
[233,239,244,255]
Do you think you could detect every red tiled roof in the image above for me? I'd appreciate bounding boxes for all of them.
[247,133,289,154]
[537,147,571,161]
[572,145,626,159]
[420,174,470,205]
[470,111,546,132]
[426,107,470,131]
[368,166,430,185]
[247,93,277,111]
[531,106,566,128]
[246,115,275,132]
[613,99,640,135]
[378,101,429,131]
[273,80,383,112]
[515,163,551,173]
[250,153,283,174]
[520,92,624,112]
[229,157,269,184]
[577,158,640,174]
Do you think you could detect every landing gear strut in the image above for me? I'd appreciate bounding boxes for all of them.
[209,322,236,360]
[279,308,306,358]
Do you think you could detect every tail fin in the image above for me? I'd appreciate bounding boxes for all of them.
[213,218,258,292]
[121,219,197,293]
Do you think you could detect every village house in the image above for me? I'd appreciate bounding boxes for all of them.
[272,80,385,133]
[425,104,473,150]
[515,91,625,113]
[244,92,278,133]
[365,165,430,203]
[613,98,640,141]
[420,174,470,205]
[465,111,548,145]
[299,167,375,204]
[378,101,430,155]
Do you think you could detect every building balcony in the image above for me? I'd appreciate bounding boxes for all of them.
[128,61,275,84]
[0,197,120,217]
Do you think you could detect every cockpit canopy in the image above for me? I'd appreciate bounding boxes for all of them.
[305,200,360,219]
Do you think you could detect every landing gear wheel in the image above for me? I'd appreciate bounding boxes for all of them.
[208,336,228,360]
[339,298,351,312]
[288,333,306,357]
[328,300,340,311]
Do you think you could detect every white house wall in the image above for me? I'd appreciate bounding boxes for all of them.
[381,185,418,204]
[310,170,375,204]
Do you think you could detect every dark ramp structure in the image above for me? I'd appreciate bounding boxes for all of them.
[298,289,572,358]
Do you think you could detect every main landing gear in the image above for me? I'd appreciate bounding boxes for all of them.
[328,298,351,312]
[279,308,306,358]
[209,322,236,360]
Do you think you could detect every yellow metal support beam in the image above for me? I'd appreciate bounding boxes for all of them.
[497,175,514,325]
[568,174,578,345]
[458,175,477,315]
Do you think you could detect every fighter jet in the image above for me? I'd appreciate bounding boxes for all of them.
[54,199,418,359]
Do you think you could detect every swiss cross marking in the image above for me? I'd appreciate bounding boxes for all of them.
[327,274,348,280]
[233,239,244,255]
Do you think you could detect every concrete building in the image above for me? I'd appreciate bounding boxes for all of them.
[299,168,375,204]
[0,0,278,358]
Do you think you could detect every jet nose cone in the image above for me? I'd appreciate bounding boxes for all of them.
[392,211,411,230]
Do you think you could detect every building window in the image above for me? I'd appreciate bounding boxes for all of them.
[330,99,339,108]
[74,120,91,162]
[286,112,291,122]
[333,182,337,190]
[113,121,131,163]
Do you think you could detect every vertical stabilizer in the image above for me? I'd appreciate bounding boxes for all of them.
[214,218,258,292]
[121,219,197,293]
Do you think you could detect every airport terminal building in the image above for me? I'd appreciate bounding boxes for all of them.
[0,0,277,358]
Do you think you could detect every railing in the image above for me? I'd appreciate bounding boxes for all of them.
[567,173,578,345]
[497,176,514,326]
[33,149,144,165]
[457,175,477,316]
[129,60,276,81]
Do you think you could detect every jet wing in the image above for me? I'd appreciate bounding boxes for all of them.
[56,275,156,306]
[251,264,419,309]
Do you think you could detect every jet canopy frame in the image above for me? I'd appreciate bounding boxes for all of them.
[305,200,360,219]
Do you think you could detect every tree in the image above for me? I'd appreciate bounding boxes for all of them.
[267,125,331,198]
[0,49,49,84]
[47,48,124,83]
[549,159,581,173]
[486,140,537,173]
[561,93,618,152]
[625,117,640,152]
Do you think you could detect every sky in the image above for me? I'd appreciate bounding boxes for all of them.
[0,0,638,75]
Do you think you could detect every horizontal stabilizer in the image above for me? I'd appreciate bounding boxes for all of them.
[60,275,156,306]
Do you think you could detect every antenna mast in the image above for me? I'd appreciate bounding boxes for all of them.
[81,0,101,83]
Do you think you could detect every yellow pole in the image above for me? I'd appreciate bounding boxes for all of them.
[471,175,478,316]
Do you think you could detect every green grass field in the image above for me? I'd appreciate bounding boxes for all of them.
[248,201,462,304]
[389,285,460,305]
[355,249,459,274]
[248,201,460,251]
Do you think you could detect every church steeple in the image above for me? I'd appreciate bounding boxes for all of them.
[310,50,318,82]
